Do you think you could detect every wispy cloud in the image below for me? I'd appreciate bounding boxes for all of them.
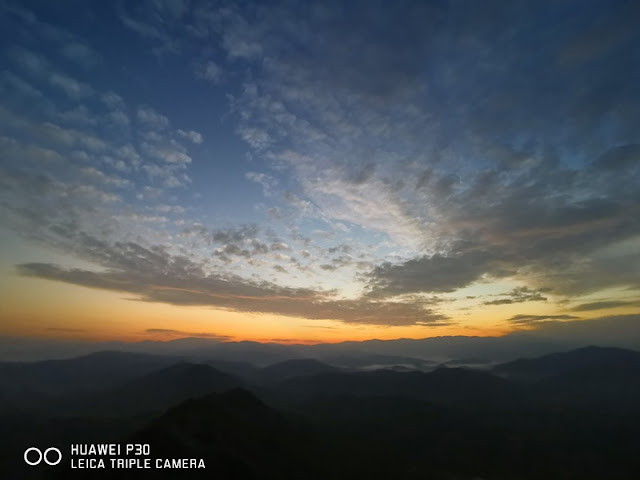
[7,46,94,99]
[507,314,581,326]
[144,328,232,340]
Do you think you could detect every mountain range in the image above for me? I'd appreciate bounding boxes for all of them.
[2,344,640,479]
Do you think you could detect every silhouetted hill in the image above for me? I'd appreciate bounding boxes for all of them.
[48,388,322,480]
[199,358,261,381]
[0,351,182,396]
[492,346,640,412]
[494,345,640,381]
[184,340,304,366]
[86,363,242,415]
[259,358,341,383]
[306,334,565,364]
[534,363,640,410]
[270,366,522,408]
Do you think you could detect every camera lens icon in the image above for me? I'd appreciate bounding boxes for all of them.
[24,447,62,466]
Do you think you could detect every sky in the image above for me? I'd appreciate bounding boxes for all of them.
[0,0,639,344]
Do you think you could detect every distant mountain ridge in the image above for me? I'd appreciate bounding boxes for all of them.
[96,362,242,414]
[0,351,180,396]
[494,345,640,380]
[4,312,640,364]
[258,358,341,383]
[493,346,640,410]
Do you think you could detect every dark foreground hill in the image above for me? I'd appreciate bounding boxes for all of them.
[45,386,640,480]
[46,388,325,480]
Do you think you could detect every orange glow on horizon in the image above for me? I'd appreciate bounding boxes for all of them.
[2,261,635,346]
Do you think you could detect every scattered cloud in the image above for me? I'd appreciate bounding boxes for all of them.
[2,1,639,333]
[195,60,223,84]
[483,287,549,306]
[58,40,101,68]
[7,46,94,99]
[246,172,277,197]
[137,106,169,129]
[177,129,203,144]
[101,92,126,110]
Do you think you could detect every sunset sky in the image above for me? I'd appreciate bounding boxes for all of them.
[1,0,639,344]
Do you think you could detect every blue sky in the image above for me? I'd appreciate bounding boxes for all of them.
[1,0,639,341]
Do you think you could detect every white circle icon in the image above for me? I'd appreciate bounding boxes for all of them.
[24,447,62,466]
[24,447,42,466]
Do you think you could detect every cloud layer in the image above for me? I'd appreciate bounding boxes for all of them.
[1,1,639,332]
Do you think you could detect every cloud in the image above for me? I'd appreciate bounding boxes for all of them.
[4,3,101,69]
[58,40,101,68]
[137,106,169,129]
[181,223,261,246]
[144,328,232,340]
[4,1,640,330]
[46,327,86,333]
[49,73,93,100]
[15,236,449,327]
[8,46,94,99]
[507,314,581,326]
[7,45,50,75]
[0,167,123,239]
[366,249,497,297]
[177,129,203,144]
[246,172,277,197]
[0,71,44,100]
[141,141,192,165]
[302,174,426,248]
[571,300,639,312]
[483,287,549,306]
[101,92,126,110]
[189,0,640,301]
[107,110,130,128]
[195,60,223,83]
[524,314,640,347]
[595,143,640,171]
[79,167,132,189]
[362,147,640,296]
[116,1,183,56]
[142,163,190,188]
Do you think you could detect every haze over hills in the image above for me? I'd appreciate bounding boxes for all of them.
[0,344,634,479]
